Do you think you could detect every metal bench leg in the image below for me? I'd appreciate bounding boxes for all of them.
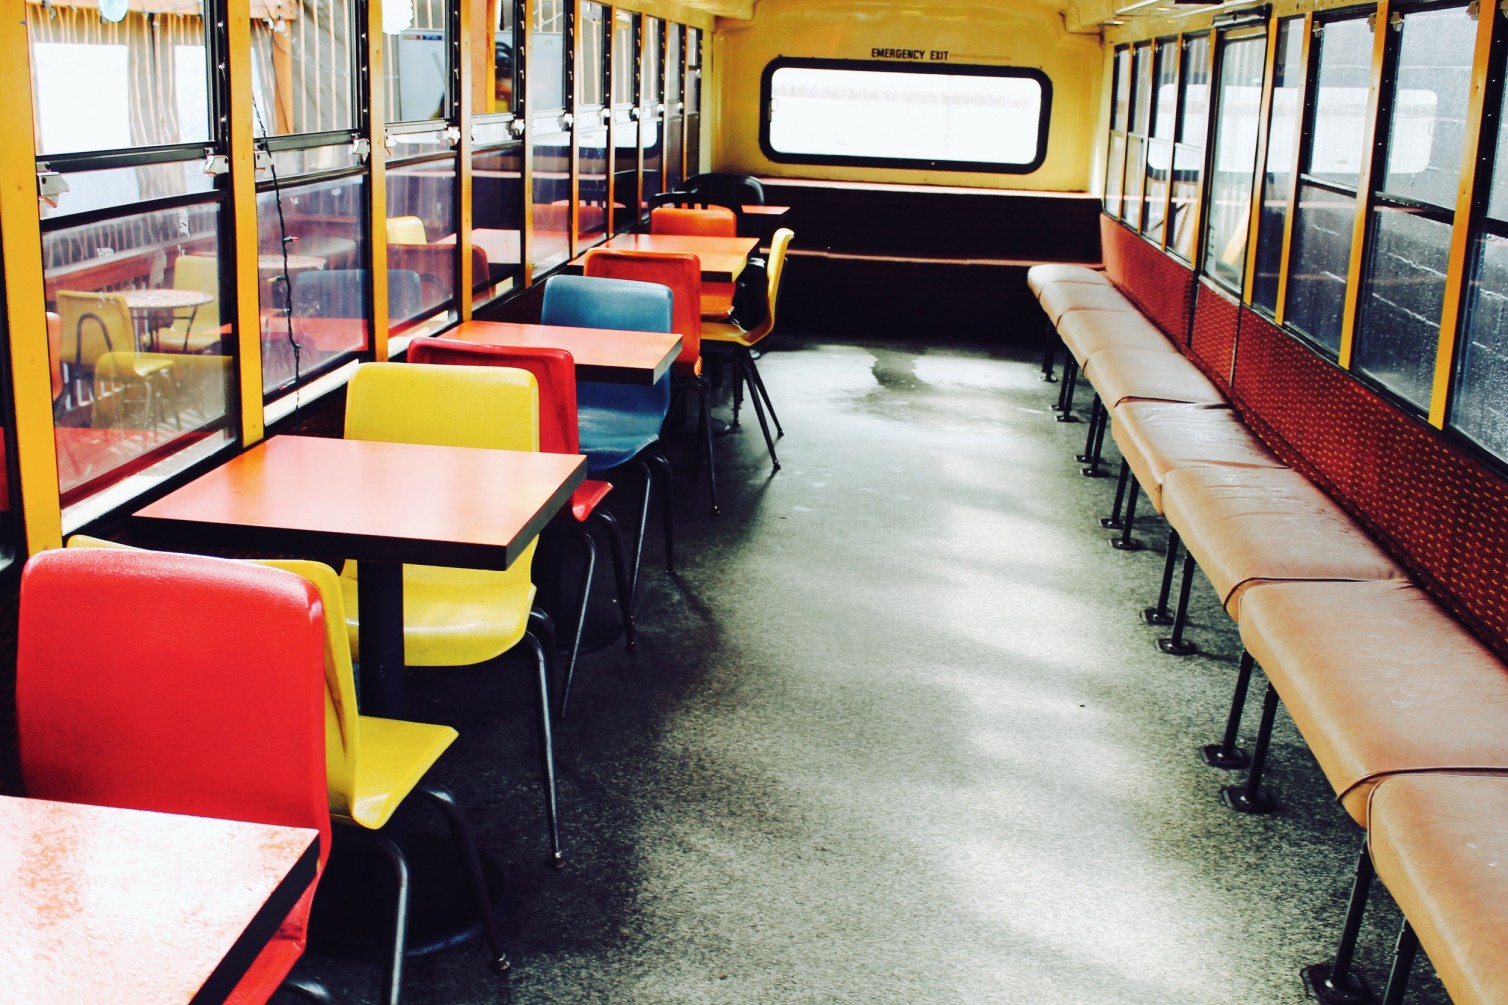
[1202,649,1254,768]
[1220,683,1280,813]
[1101,460,1131,530]
[1156,551,1199,655]
[1143,528,1179,625]
[1301,842,1378,1004]
[1110,478,1142,551]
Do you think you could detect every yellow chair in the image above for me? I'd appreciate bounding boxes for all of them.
[65,537,512,1001]
[386,216,429,245]
[157,254,224,353]
[342,361,565,865]
[56,290,176,429]
[701,227,794,472]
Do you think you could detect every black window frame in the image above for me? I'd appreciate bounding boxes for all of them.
[758,56,1053,175]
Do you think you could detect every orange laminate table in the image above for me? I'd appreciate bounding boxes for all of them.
[570,233,761,283]
[442,321,682,385]
[133,435,585,716]
[0,795,318,1005]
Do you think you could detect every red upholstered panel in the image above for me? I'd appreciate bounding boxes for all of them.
[1099,214,1195,344]
[1233,307,1508,659]
[1189,281,1240,392]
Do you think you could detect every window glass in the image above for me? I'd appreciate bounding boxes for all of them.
[579,3,607,109]
[1170,34,1210,260]
[1380,6,1475,209]
[763,61,1050,171]
[1125,137,1147,230]
[384,0,453,123]
[643,17,663,110]
[1353,207,1450,408]
[1105,134,1127,220]
[1131,44,1153,136]
[492,0,518,114]
[1201,34,1266,291]
[666,23,682,103]
[469,143,523,306]
[249,0,358,136]
[1452,233,1508,454]
[613,10,636,107]
[531,121,572,272]
[1112,48,1131,132]
[528,0,567,112]
[259,176,371,395]
[1305,18,1373,186]
[29,5,211,155]
[1252,17,1306,312]
[1286,183,1355,351]
[686,28,702,175]
[1142,40,1178,243]
[1151,40,1178,140]
[45,206,235,503]
[385,159,459,327]
[612,10,639,232]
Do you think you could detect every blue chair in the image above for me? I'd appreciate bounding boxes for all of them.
[540,274,675,595]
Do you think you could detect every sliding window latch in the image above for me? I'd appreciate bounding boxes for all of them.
[352,137,371,162]
[254,147,274,174]
[203,153,230,176]
[36,165,68,208]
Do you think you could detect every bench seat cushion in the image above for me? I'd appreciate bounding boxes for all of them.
[1027,264,1111,298]
[1082,348,1227,409]
[1241,581,1508,824]
[1160,466,1405,616]
[1058,310,1174,367]
[1038,282,1139,326]
[1369,774,1508,1005]
[1111,403,1283,514]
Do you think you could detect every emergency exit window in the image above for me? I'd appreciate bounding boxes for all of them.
[761,58,1051,173]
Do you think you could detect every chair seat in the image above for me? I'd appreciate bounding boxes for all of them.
[579,406,661,472]
[1111,402,1283,514]
[1038,282,1139,326]
[1241,581,1508,825]
[701,319,758,347]
[1058,309,1174,366]
[155,327,226,354]
[1082,347,1227,409]
[1027,264,1112,297]
[342,715,458,829]
[700,282,736,321]
[559,478,613,524]
[1160,466,1406,617]
[342,561,537,667]
[1369,774,1508,1005]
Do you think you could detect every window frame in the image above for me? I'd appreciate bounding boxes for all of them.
[757,56,1053,175]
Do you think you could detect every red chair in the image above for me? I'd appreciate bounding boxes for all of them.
[582,248,720,515]
[408,338,635,715]
[16,547,332,1004]
[648,206,740,322]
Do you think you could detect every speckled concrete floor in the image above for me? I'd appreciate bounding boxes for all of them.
[294,338,1450,1005]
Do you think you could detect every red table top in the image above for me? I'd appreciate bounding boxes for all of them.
[576,233,761,283]
[442,321,681,385]
[742,204,790,216]
[0,795,317,1005]
[134,435,585,570]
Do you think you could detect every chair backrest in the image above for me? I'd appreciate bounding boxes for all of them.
[754,227,796,341]
[291,268,423,321]
[685,172,765,205]
[408,339,580,456]
[17,547,331,862]
[386,215,428,244]
[581,248,701,366]
[650,205,738,238]
[345,360,539,453]
[649,191,744,227]
[45,311,62,401]
[540,273,675,337]
[170,254,220,333]
[55,290,135,372]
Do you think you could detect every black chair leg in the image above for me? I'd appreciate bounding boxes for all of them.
[418,781,510,972]
[630,457,655,599]
[1156,551,1199,655]
[1143,527,1180,625]
[1379,920,1418,1005]
[1221,683,1280,813]
[1301,842,1378,1004]
[730,353,745,429]
[1101,460,1131,530]
[741,352,780,473]
[644,449,677,576]
[680,375,718,515]
[374,835,411,1005]
[745,351,783,437]
[525,612,563,867]
[556,526,597,718]
[591,509,636,651]
[279,974,334,1003]
[1110,478,1141,551]
[1202,649,1254,768]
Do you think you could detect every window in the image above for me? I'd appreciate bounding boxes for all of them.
[1124,43,1152,230]
[576,3,610,250]
[1201,32,1267,292]
[250,0,358,136]
[1252,18,1307,312]
[759,58,1051,173]
[1170,34,1210,260]
[1105,47,1131,219]
[611,9,639,233]
[1285,16,1372,354]
[385,0,454,124]
[1353,5,1477,410]
[1143,39,1179,244]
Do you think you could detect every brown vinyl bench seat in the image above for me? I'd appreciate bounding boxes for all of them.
[1037,281,1141,327]
[1365,773,1508,1005]
[1240,580,1508,825]
[1026,264,1111,297]
[1111,403,1284,516]
[1057,310,1175,367]
[1082,348,1227,412]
